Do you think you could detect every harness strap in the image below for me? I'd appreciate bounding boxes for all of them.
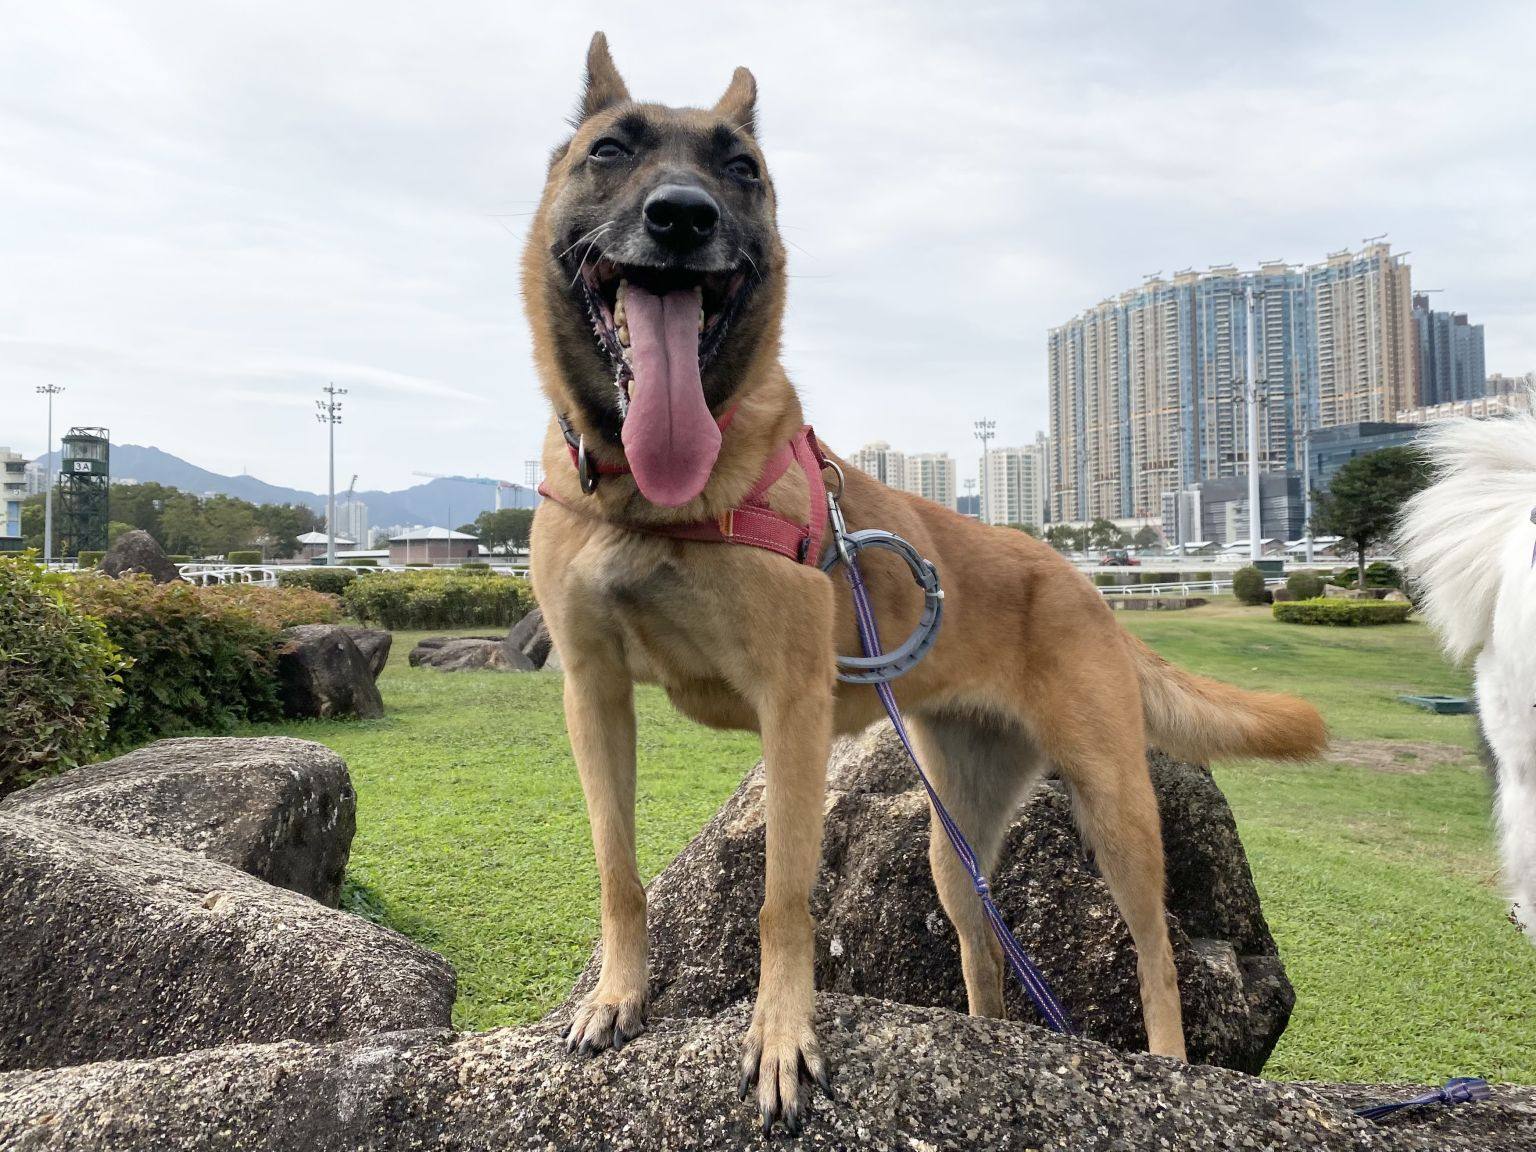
[538,422,826,566]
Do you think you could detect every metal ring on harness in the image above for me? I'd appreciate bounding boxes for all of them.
[820,528,944,684]
[576,435,599,494]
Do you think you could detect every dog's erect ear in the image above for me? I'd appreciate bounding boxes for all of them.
[713,66,757,137]
[574,32,631,125]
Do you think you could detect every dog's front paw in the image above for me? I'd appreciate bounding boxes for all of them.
[565,989,647,1055]
[738,1014,831,1137]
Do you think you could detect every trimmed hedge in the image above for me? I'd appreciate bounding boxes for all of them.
[0,556,127,794]
[226,550,262,564]
[1272,598,1413,626]
[340,557,379,567]
[1286,571,1325,600]
[201,584,341,630]
[277,568,359,596]
[343,569,535,630]
[1232,566,1269,606]
[64,574,286,746]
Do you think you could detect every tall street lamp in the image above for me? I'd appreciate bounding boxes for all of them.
[973,419,996,525]
[316,384,347,567]
[36,385,64,565]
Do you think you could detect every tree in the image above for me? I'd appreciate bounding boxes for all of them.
[1006,523,1040,537]
[1312,445,1431,585]
[251,503,322,559]
[1088,518,1128,550]
[1044,524,1088,553]
[474,508,535,554]
[1132,525,1161,550]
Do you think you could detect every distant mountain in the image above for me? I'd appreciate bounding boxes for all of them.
[33,443,538,533]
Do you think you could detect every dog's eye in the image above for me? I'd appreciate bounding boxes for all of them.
[589,138,630,162]
[724,155,759,182]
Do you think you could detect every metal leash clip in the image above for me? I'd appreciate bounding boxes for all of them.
[819,460,945,684]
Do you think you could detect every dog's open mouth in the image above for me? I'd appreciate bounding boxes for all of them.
[576,260,754,507]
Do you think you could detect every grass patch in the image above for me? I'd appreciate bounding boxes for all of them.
[242,606,1536,1084]
[1121,598,1535,1082]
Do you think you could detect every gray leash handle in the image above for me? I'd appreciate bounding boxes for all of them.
[820,524,944,684]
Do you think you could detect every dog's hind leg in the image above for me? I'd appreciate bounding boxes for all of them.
[1043,697,1187,1060]
[908,711,1047,1018]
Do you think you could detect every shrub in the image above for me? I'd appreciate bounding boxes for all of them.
[0,556,127,794]
[1092,572,1115,587]
[340,557,378,567]
[165,555,192,564]
[1272,598,1413,626]
[343,569,536,630]
[1271,588,1296,602]
[1364,561,1402,589]
[1286,571,1325,600]
[1231,566,1268,606]
[226,550,262,565]
[64,574,285,746]
[202,584,340,629]
[76,551,105,567]
[277,568,358,597]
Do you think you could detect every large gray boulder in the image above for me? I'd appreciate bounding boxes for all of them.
[340,627,392,680]
[408,636,534,672]
[97,529,181,583]
[276,625,385,719]
[0,736,355,906]
[0,997,1528,1151]
[570,725,1291,1074]
[502,607,552,668]
[0,812,455,1072]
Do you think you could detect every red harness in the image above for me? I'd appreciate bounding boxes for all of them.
[537,419,828,566]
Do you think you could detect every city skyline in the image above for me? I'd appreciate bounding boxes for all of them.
[1045,241,1503,526]
[4,4,1535,492]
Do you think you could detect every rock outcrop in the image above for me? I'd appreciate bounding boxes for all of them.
[0,812,455,1072]
[0,736,355,905]
[97,530,181,583]
[340,627,392,679]
[275,625,385,719]
[1,997,1529,1151]
[503,607,552,669]
[571,725,1292,1074]
[408,636,534,672]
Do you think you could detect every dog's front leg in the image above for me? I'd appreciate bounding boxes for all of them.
[736,577,836,1136]
[562,652,647,1054]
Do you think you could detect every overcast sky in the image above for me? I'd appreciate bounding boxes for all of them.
[3,1,1534,494]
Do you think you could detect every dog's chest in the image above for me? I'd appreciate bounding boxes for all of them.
[579,537,735,684]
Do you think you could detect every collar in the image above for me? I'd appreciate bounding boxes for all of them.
[538,421,828,566]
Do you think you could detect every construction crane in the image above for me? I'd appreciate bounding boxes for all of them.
[411,472,530,512]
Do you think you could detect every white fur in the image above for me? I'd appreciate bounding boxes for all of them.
[1397,389,1536,941]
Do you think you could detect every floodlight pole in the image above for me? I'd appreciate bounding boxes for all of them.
[316,384,347,567]
[973,419,996,525]
[1241,284,1264,562]
[36,385,64,566]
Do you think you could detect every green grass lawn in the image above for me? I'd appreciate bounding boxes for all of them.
[242,606,1536,1084]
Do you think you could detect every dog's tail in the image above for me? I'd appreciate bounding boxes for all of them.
[1127,633,1327,763]
[1396,391,1536,664]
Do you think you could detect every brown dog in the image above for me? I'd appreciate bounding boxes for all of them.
[526,33,1326,1136]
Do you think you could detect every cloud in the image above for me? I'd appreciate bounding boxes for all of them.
[2,0,1533,490]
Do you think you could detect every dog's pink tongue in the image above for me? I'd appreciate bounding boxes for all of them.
[620,286,719,507]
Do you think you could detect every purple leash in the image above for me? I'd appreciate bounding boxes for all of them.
[841,555,1074,1035]
[824,472,1489,1120]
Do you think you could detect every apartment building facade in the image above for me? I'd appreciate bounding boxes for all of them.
[1050,242,1414,525]
[849,441,957,510]
[1,447,26,551]
[978,435,1049,527]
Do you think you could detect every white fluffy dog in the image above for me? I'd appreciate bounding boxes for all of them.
[1398,395,1536,942]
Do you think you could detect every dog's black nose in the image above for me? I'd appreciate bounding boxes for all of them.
[643,184,719,251]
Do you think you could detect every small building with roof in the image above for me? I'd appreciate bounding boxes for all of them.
[296,529,356,561]
[388,526,479,565]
